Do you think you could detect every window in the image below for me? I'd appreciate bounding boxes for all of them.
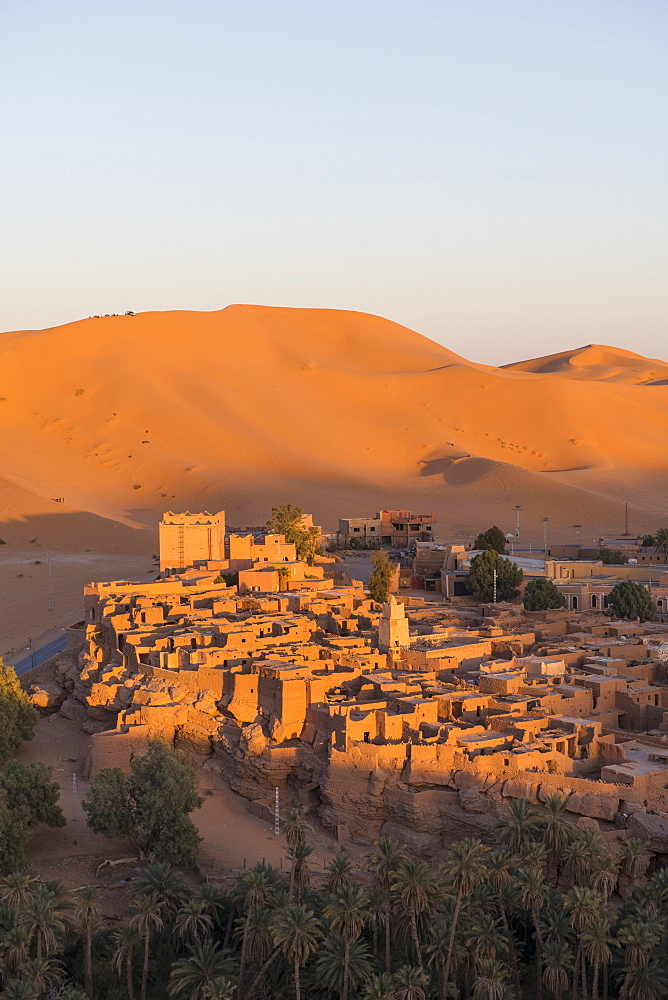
[353,527,361,533]
[425,525,432,531]
[410,524,420,531]
[572,596,578,610]
[394,523,405,531]
[369,526,375,532]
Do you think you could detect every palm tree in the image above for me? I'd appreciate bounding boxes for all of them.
[561,839,594,888]
[487,849,521,999]
[393,965,428,1000]
[542,939,574,1000]
[1,925,31,973]
[315,934,373,1000]
[112,925,140,1000]
[618,913,663,970]
[619,963,668,1000]
[0,873,34,916]
[1,980,39,1000]
[271,903,321,1000]
[365,836,405,974]
[175,899,214,946]
[289,843,313,901]
[590,855,619,905]
[135,862,187,915]
[620,839,652,881]
[324,886,369,1000]
[517,866,547,1000]
[366,888,386,959]
[282,807,313,850]
[326,852,356,894]
[654,527,668,562]
[75,886,103,998]
[497,798,541,855]
[235,868,272,993]
[168,940,236,1000]
[20,957,64,996]
[18,885,69,961]
[564,886,604,1000]
[538,794,573,884]
[464,913,508,970]
[581,918,612,1000]
[130,892,165,1000]
[440,838,489,999]
[472,959,508,1000]
[392,860,434,973]
[194,882,228,924]
[203,977,237,1000]
[362,973,396,1000]
[425,918,452,1000]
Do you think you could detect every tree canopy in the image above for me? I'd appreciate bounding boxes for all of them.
[599,547,627,565]
[472,526,507,554]
[0,761,65,875]
[607,580,657,622]
[0,661,38,764]
[467,550,523,602]
[523,578,567,612]
[368,550,395,604]
[267,505,321,565]
[83,739,203,865]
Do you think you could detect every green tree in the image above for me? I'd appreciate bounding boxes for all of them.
[598,547,627,564]
[368,550,395,604]
[325,852,356,895]
[473,526,507,554]
[365,836,405,974]
[496,797,541,855]
[392,860,434,972]
[440,838,489,1000]
[542,939,573,1000]
[641,535,656,548]
[267,505,320,564]
[271,903,321,1000]
[315,934,373,1000]
[168,940,236,1000]
[393,965,429,1000]
[655,528,668,561]
[74,886,103,998]
[0,762,65,875]
[18,883,70,962]
[324,886,369,1000]
[83,739,203,865]
[0,662,38,763]
[524,578,567,612]
[607,580,657,622]
[130,892,165,1000]
[471,960,507,1000]
[467,550,523,602]
[111,925,140,1000]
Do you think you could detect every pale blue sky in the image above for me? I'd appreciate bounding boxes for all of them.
[1,0,666,364]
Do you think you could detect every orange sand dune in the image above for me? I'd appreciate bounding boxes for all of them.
[1,305,667,650]
[502,344,668,384]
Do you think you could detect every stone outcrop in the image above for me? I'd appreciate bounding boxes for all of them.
[628,811,668,853]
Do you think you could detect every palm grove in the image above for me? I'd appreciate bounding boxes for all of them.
[2,660,668,1000]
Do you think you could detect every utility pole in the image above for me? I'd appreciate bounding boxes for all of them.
[543,517,549,555]
[47,552,53,612]
[493,569,497,603]
[625,501,629,536]
[514,505,523,539]
[72,773,77,822]
[274,786,280,837]
[574,524,582,550]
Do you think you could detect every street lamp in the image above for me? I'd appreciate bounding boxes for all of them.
[574,525,582,551]
[514,505,523,539]
[543,517,549,555]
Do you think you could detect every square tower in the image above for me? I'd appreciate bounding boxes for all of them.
[159,511,226,573]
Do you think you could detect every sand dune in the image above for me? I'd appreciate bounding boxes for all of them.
[502,344,668,384]
[1,305,667,652]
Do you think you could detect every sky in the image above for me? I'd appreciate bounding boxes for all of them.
[1,0,666,365]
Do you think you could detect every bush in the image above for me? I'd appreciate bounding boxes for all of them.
[599,547,626,564]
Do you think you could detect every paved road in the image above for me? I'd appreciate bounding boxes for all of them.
[14,634,67,676]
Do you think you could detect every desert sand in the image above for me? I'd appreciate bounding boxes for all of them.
[1,305,667,655]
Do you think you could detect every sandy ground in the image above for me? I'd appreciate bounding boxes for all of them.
[16,714,361,890]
